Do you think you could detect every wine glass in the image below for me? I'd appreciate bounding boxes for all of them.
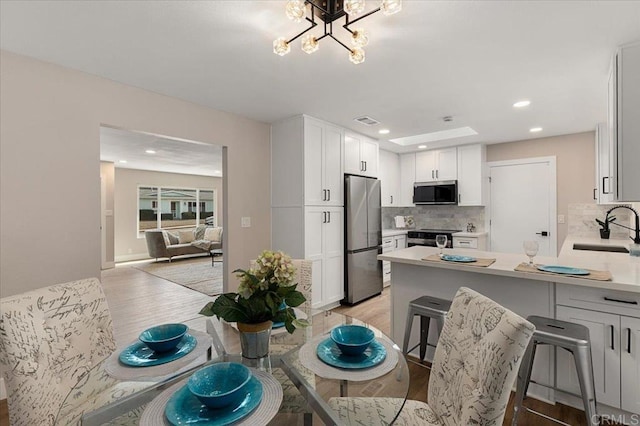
[523,241,539,265]
[436,235,448,254]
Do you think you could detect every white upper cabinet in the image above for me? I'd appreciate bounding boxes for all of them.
[457,144,486,206]
[344,132,378,178]
[415,147,457,182]
[399,153,416,206]
[271,115,344,207]
[595,123,615,204]
[610,42,640,202]
[379,149,400,207]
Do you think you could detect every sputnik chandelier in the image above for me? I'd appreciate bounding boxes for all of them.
[273,0,402,64]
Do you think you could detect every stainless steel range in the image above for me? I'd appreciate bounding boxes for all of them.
[407,229,461,248]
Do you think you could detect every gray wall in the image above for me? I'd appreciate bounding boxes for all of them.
[1,50,271,297]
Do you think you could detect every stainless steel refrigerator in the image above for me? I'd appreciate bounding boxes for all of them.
[344,174,383,305]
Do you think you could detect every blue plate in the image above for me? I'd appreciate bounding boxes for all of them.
[165,374,263,425]
[440,254,477,263]
[316,337,386,369]
[119,334,197,367]
[536,265,590,275]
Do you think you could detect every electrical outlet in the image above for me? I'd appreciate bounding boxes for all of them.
[558,215,565,224]
[241,217,251,228]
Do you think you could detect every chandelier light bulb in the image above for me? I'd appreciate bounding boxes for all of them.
[301,34,319,54]
[273,37,291,56]
[381,0,402,16]
[285,0,306,22]
[349,47,366,64]
[351,29,369,47]
[344,0,365,15]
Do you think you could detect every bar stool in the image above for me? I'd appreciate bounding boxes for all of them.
[512,316,598,426]
[402,295,451,361]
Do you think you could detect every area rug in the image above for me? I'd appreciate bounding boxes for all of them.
[134,256,223,296]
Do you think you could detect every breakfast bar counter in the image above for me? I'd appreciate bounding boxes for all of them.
[380,243,640,416]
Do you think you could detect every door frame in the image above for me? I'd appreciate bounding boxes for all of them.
[486,156,557,256]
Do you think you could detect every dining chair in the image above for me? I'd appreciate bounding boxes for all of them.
[0,277,149,425]
[329,287,536,426]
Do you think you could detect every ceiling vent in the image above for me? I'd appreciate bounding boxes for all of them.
[354,116,380,126]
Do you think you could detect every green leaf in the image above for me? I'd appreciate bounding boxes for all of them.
[284,291,306,307]
[198,301,216,317]
[285,320,296,334]
[208,294,249,323]
[277,283,297,297]
[265,292,280,315]
[292,318,310,328]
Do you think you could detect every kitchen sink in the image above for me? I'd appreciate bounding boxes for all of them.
[573,243,629,253]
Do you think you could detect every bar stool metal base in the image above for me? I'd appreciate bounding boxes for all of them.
[512,316,599,426]
[402,295,451,362]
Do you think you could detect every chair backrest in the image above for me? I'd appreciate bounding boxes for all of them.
[0,278,116,425]
[427,287,535,426]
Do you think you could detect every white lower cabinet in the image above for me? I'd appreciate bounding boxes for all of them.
[556,305,621,408]
[305,206,344,309]
[381,234,407,285]
[621,316,640,413]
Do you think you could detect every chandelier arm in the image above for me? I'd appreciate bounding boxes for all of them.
[316,33,330,42]
[328,34,352,52]
[343,7,381,30]
[287,21,318,44]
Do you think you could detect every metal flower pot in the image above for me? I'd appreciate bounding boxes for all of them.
[237,321,272,359]
[600,229,610,239]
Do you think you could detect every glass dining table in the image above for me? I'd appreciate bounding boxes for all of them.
[70,309,410,425]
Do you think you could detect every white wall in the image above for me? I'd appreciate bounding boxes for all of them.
[113,167,222,261]
[0,50,271,296]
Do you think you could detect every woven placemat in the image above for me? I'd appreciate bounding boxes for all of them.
[139,369,283,426]
[514,263,613,281]
[298,334,398,382]
[422,254,496,267]
[105,329,212,380]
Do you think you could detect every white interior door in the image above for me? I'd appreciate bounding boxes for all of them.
[489,157,556,256]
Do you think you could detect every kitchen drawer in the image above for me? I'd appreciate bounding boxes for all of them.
[453,237,477,249]
[382,237,394,252]
[383,260,391,273]
[556,284,640,318]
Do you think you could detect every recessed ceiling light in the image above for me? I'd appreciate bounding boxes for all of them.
[119,160,127,163]
[378,129,390,135]
[418,145,427,149]
[513,100,531,108]
[530,127,543,133]
[145,149,156,154]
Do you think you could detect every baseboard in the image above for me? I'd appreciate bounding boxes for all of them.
[114,253,151,263]
[1,377,6,400]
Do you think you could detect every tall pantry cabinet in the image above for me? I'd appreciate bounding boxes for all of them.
[271,115,345,309]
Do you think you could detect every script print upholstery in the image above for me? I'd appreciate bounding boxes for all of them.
[329,287,535,426]
[0,278,147,425]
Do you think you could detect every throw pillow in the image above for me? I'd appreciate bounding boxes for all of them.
[204,227,223,242]
[167,232,179,245]
[178,230,195,244]
[194,224,207,240]
[161,231,171,247]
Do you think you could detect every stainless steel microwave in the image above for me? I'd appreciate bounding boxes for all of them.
[413,180,458,205]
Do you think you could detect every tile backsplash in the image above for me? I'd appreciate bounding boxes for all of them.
[568,203,631,239]
[382,206,485,232]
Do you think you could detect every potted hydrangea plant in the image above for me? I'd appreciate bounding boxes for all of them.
[199,250,308,359]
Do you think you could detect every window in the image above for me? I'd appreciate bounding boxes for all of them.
[138,186,216,235]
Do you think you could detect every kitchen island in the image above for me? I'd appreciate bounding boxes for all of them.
[379,242,640,416]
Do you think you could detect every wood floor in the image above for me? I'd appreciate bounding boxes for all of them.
[0,265,607,425]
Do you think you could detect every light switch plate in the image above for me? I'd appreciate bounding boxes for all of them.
[241,217,251,228]
[558,215,565,224]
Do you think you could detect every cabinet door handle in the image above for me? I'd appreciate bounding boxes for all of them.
[322,212,327,223]
[627,328,632,354]
[327,189,330,201]
[603,176,610,194]
[361,161,365,171]
[431,170,434,179]
[364,161,367,172]
[390,195,393,204]
[395,239,398,249]
[458,194,461,203]
[436,169,439,179]
[322,189,326,201]
[593,188,597,200]
[604,297,638,305]
[610,325,615,350]
[327,211,331,223]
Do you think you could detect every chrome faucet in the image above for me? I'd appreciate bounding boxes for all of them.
[605,205,640,244]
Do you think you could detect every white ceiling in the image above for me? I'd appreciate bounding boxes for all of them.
[2,1,640,154]
[100,126,223,177]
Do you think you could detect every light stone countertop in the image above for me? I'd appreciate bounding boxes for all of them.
[452,231,488,237]
[382,229,410,238]
[378,240,640,294]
